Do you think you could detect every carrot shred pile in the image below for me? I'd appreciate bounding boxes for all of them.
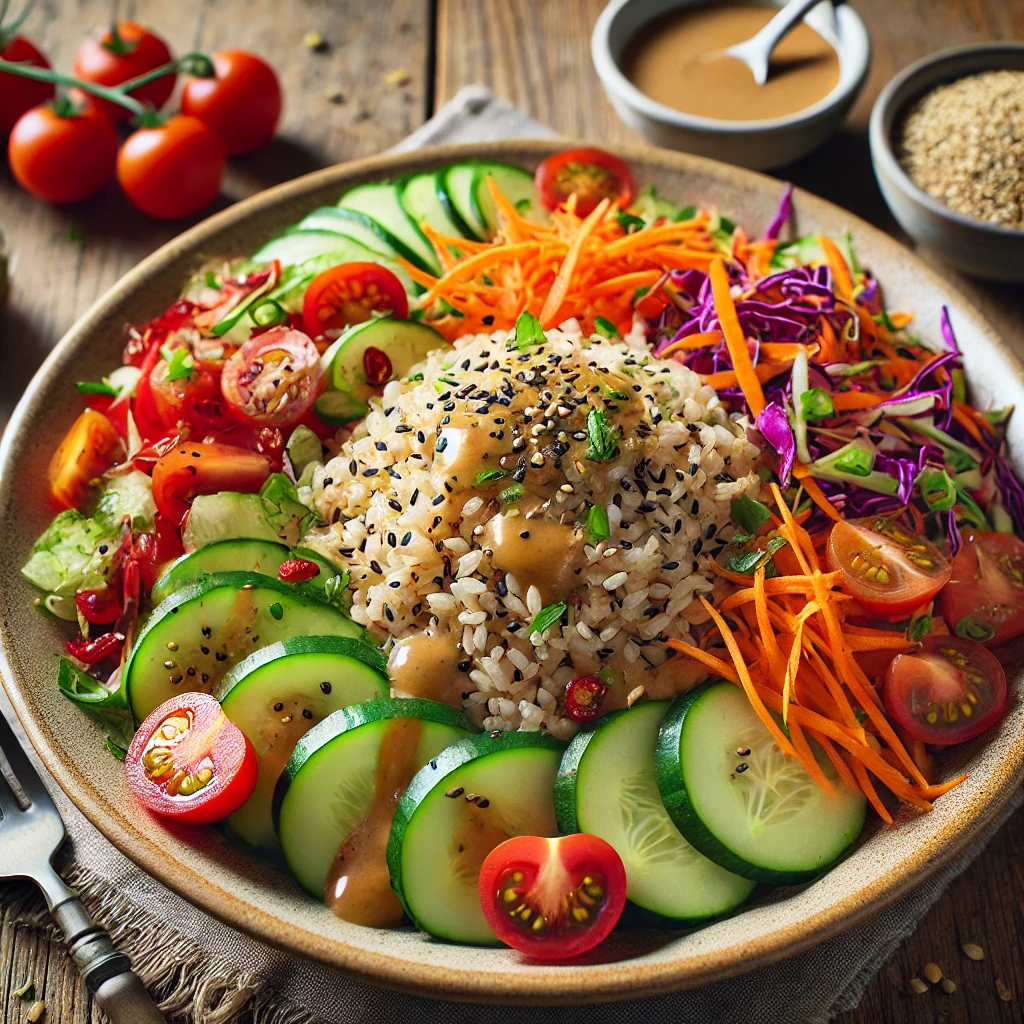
[666,484,965,822]
[404,177,718,340]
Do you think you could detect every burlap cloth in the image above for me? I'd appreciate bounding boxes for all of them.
[2,86,1020,1024]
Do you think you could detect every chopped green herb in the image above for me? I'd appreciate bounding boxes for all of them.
[269,602,284,621]
[594,316,620,339]
[616,211,645,234]
[597,666,616,686]
[920,468,957,511]
[725,535,787,576]
[674,205,698,222]
[204,270,221,289]
[955,616,995,642]
[800,388,835,422]
[907,615,932,643]
[834,446,874,477]
[513,309,545,350]
[586,504,610,542]
[586,406,619,461]
[165,346,195,383]
[498,483,524,505]
[730,495,772,535]
[75,379,119,396]
[474,468,509,486]
[530,601,567,636]
[407,372,425,382]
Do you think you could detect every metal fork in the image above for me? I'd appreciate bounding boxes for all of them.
[0,709,166,1023]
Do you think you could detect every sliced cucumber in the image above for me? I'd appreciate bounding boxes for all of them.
[443,164,488,241]
[295,207,398,259]
[400,172,467,240]
[125,571,365,723]
[556,701,755,921]
[656,681,867,885]
[471,163,545,236]
[277,698,471,904]
[337,182,440,274]
[314,389,371,427]
[219,636,388,849]
[388,731,564,944]
[151,539,290,605]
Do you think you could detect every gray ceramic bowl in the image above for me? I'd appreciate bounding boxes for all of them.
[591,0,871,170]
[869,43,1024,282]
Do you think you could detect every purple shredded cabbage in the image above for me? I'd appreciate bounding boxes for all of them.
[940,306,961,353]
[946,509,962,555]
[764,185,793,242]
[995,455,1024,535]
[755,402,795,487]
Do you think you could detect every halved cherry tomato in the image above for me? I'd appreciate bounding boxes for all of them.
[827,517,952,619]
[884,635,1007,746]
[301,263,409,338]
[73,22,175,123]
[148,360,233,434]
[220,327,323,426]
[152,442,271,527]
[180,50,282,156]
[534,147,634,215]
[48,409,123,511]
[940,531,1024,647]
[478,834,626,960]
[126,692,257,824]
[0,36,55,135]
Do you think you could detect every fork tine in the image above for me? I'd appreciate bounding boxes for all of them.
[0,762,24,817]
[0,708,57,811]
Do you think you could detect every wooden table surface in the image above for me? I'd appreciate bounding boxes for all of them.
[2,1,1022,1021]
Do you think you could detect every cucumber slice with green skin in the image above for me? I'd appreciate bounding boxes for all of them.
[337,182,441,275]
[400,172,468,240]
[471,163,546,236]
[125,571,365,723]
[388,731,564,945]
[218,636,388,849]
[313,389,370,426]
[151,539,290,605]
[442,164,488,241]
[655,681,867,885]
[295,208,398,259]
[277,698,471,900]
[555,701,755,922]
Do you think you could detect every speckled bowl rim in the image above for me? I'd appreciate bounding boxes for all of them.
[2,139,1022,1004]
[869,42,1024,242]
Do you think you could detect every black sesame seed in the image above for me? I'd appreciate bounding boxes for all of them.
[369,560,383,574]
[395,424,411,433]
[389,499,402,512]
[273,702,284,712]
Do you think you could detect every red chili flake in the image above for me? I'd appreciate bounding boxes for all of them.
[74,587,122,626]
[565,675,608,723]
[363,346,393,387]
[278,558,321,583]
[65,631,126,665]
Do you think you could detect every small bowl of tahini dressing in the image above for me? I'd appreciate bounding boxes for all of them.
[591,0,871,170]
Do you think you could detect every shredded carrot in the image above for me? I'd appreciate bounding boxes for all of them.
[818,235,854,300]
[709,257,766,417]
[951,402,987,447]
[792,463,842,523]
[831,391,883,411]
[540,198,610,327]
[659,331,724,357]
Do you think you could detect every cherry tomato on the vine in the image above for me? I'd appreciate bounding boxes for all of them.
[126,692,257,824]
[48,409,122,511]
[181,50,282,155]
[940,531,1024,647]
[884,635,1007,746]
[118,115,225,220]
[8,104,118,204]
[220,327,323,426]
[827,517,952,619]
[0,36,55,135]
[534,147,634,215]
[478,834,627,960]
[74,22,174,122]
[152,442,271,527]
[301,263,409,338]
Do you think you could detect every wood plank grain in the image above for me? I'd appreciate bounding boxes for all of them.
[0,0,430,430]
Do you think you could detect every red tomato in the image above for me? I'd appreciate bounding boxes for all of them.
[534,147,634,216]
[827,517,952,619]
[152,442,271,526]
[126,693,257,824]
[148,362,234,434]
[0,36,55,135]
[301,264,409,338]
[940,531,1024,647]
[478,834,626,960]
[884,635,1007,746]
[8,105,118,204]
[220,327,323,426]
[48,409,123,511]
[180,50,282,155]
[73,22,174,122]
[117,115,225,220]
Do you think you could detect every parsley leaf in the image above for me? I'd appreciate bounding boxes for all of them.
[513,310,545,350]
[616,211,645,234]
[586,407,620,461]
[530,601,567,636]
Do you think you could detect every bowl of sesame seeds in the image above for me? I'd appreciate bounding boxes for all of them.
[869,43,1024,282]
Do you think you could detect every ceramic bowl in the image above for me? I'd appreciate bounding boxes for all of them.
[2,140,1023,1003]
[869,43,1024,283]
[591,0,871,169]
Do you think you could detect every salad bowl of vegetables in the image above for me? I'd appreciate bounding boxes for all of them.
[1,139,1023,1002]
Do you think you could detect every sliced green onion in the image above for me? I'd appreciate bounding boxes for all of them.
[204,270,221,289]
[955,616,995,642]
[165,346,195,382]
[800,388,835,423]
[475,468,509,486]
[594,316,620,339]
[76,379,118,396]
[834,446,874,477]
[920,468,957,511]
[251,299,288,327]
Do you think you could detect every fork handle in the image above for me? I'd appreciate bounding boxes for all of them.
[53,895,167,1024]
